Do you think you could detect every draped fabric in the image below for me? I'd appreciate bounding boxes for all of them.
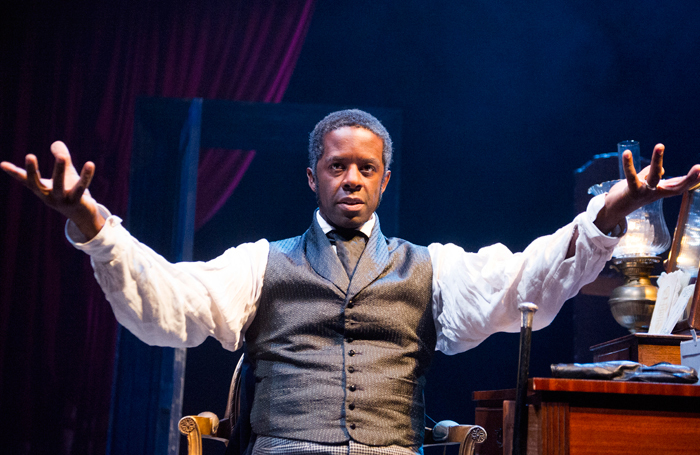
[0,1,315,453]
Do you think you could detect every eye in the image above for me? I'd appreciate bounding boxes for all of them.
[361,164,376,174]
[330,162,345,171]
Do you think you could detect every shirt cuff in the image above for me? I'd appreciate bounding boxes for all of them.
[585,193,627,238]
[580,194,623,251]
[65,204,125,262]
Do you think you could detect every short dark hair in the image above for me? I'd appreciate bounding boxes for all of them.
[308,109,393,176]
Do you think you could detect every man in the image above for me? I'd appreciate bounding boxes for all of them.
[3,109,700,455]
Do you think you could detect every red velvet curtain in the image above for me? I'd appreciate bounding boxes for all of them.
[0,1,315,453]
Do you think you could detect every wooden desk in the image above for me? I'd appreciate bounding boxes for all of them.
[590,333,692,365]
[473,377,700,455]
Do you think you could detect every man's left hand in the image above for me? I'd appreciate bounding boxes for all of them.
[594,143,700,235]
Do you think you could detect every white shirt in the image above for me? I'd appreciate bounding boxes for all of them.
[67,194,618,355]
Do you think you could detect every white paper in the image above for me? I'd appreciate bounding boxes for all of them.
[661,284,696,334]
[648,270,691,334]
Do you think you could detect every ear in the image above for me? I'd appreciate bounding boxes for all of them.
[380,170,391,194]
[306,168,316,192]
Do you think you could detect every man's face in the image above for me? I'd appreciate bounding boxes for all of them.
[307,126,391,229]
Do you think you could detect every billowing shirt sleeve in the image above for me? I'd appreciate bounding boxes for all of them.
[66,206,269,351]
[429,194,620,355]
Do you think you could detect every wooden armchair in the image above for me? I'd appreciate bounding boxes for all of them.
[179,354,247,455]
[424,421,487,455]
[179,355,486,455]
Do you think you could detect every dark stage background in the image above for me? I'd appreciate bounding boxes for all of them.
[190,0,700,436]
[2,1,700,454]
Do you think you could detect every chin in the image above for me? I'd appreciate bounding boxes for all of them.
[339,219,363,229]
[337,214,367,229]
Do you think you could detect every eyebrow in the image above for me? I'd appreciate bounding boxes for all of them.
[325,154,381,164]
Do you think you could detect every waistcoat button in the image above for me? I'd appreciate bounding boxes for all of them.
[346,337,354,343]
[349,384,357,392]
[349,403,355,410]
[350,423,356,430]
[348,366,355,373]
[348,349,356,356]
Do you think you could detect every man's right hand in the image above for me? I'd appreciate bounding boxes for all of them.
[1,141,105,240]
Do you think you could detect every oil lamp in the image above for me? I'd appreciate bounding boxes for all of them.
[588,180,672,333]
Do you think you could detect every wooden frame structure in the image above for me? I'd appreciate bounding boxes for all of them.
[666,185,700,334]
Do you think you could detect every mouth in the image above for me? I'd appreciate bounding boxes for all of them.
[338,197,364,210]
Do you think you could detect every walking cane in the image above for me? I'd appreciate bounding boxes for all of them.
[512,302,538,455]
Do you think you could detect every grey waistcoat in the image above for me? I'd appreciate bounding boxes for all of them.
[244,214,436,448]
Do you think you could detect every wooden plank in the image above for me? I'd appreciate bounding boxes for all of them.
[110,97,200,455]
[530,378,700,397]
[475,379,700,455]
[474,406,504,455]
[502,400,514,455]
[637,343,683,365]
[590,333,691,365]
[568,408,700,455]
[539,402,568,455]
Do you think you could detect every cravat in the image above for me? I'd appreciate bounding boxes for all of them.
[328,230,367,278]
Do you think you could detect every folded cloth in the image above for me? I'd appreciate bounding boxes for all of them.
[551,360,698,384]
[618,362,698,384]
[551,361,640,380]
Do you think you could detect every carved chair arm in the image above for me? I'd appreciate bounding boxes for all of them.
[424,424,487,455]
[179,412,231,455]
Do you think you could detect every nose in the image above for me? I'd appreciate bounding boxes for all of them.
[342,165,362,190]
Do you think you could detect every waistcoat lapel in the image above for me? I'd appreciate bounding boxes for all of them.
[304,212,390,297]
[347,217,390,298]
[305,213,350,293]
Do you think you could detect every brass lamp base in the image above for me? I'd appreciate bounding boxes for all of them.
[608,256,660,333]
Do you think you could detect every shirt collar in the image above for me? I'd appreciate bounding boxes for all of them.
[315,210,375,238]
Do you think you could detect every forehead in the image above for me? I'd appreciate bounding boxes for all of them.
[321,126,383,161]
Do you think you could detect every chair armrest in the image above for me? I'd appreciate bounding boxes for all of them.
[179,412,229,455]
[424,424,487,455]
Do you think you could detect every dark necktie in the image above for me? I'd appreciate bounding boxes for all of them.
[328,230,367,278]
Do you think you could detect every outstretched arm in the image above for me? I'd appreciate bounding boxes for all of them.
[1,141,105,239]
[3,141,267,350]
[429,202,619,354]
[433,144,700,354]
